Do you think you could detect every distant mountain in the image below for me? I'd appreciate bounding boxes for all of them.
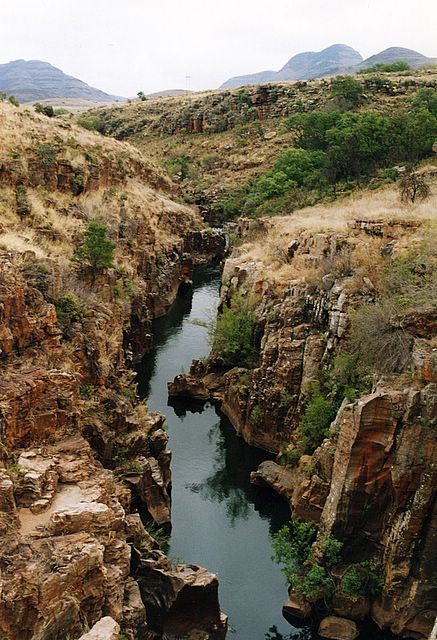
[220,44,436,89]
[0,59,124,103]
[220,44,363,88]
[359,47,437,70]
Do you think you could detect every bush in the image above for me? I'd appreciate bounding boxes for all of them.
[272,521,317,583]
[341,560,384,598]
[320,534,343,568]
[71,174,85,196]
[350,302,412,373]
[331,76,362,110]
[19,262,50,295]
[359,61,412,74]
[74,220,116,275]
[298,564,334,600]
[15,185,32,220]
[399,172,431,203]
[34,103,54,117]
[55,293,84,332]
[212,292,258,368]
[36,143,57,168]
[77,114,105,133]
[299,394,337,453]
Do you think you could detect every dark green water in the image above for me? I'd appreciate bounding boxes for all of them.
[136,265,395,640]
[137,265,299,639]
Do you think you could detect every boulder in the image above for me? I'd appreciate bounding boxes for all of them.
[282,595,312,621]
[318,616,359,640]
[78,617,120,640]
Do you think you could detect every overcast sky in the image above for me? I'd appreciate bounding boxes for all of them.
[1,0,436,96]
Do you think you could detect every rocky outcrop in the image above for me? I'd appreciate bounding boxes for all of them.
[78,617,120,640]
[169,221,437,638]
[137,562,227,640]
[0,102,227,639]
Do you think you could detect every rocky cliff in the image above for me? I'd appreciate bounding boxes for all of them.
[0,100,226,639]
[169,185,437,639]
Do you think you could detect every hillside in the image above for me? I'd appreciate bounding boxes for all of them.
[88,67,437,224]
[220,44,436,88]
[0,59,124,103]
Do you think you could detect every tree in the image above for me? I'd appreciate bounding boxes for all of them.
[74,220,116,275]
[137,91,147,101]
[399,172,431,203]
[331,76,362,110]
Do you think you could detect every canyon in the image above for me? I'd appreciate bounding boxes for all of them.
[0,67,436,640]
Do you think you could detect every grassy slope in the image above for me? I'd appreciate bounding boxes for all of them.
[89,68,437,210]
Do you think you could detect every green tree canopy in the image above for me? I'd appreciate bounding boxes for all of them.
[74,220,116,274]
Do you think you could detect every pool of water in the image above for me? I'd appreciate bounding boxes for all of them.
[136,265,396,640]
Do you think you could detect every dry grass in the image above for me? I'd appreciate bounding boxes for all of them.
[233,178,437,288]
[0,100,205,271]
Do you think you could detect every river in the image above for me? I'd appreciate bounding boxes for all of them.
[136,265,303,639]
[136,265,393,640]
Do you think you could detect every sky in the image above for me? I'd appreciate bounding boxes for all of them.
[1,0,436,96]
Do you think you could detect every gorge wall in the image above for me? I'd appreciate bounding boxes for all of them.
[0,100,226,639]
[169,200,437,639]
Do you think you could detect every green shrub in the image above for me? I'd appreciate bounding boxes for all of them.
[272,521,317,583]
[320,534,343,568]
[79,383,95,400]
[121,386,137,401]
[359,61,412,74]
[298,564,334,600]
[212,292,258,368]
[250,404,264,424]
[34,103,54,117]
[331,76,362,109]
[71,174,85,196]
[15,185,32,220]
[36,143,57,168]
[77,114,105,133]
[299,394,336,453]
[55,293,84,332]
[341,560,384,598]
[8,95,19,107]
[19,262,50,295]
[74,220,116,275]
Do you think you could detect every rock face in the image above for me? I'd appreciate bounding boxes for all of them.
[137,562,227,639]
[169,221,437,639]
[0,103,226,639]
[79,617,120,640]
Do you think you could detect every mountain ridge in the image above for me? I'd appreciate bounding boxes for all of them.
[220,44,436,88]
[0,59,124,103]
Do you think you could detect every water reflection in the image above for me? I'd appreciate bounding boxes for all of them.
[265,626,313,640]
[182,413,291,527]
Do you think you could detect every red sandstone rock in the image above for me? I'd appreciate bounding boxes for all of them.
[282,595,312,620]
[318,616,359,640]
